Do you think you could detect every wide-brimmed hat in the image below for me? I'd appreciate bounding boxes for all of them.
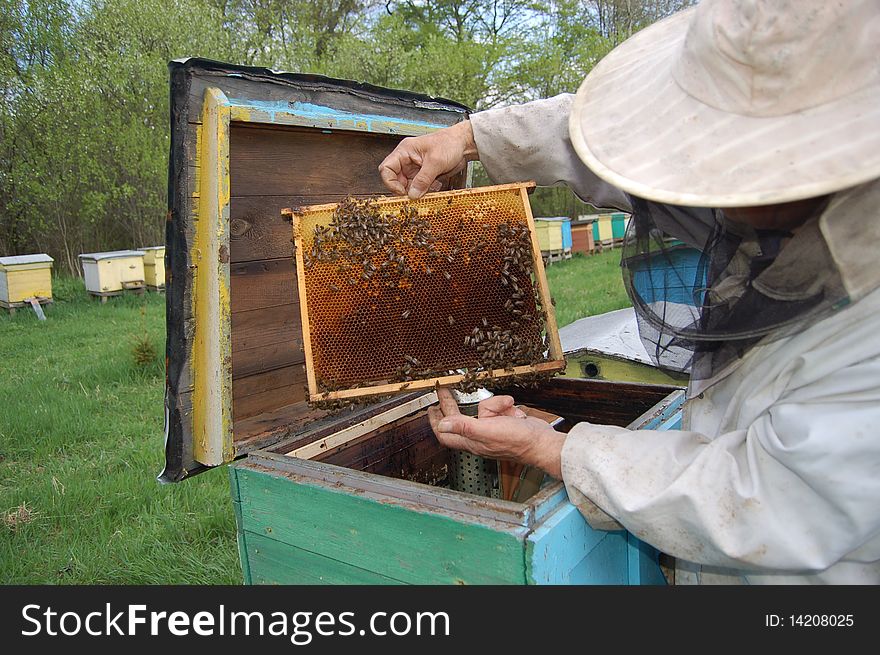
[569,0,880,207]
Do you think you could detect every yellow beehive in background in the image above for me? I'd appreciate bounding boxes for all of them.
[594,214,615,242]
[534,219,564,251]
[79,250,146,296]
[0,254,53,309]
[138,246,166,289]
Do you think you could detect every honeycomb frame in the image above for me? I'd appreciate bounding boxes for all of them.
[285,182,565,402]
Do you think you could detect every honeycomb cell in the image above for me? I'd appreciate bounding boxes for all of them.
[292,183,560,400]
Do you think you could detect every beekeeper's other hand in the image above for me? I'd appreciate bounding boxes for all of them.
[428,388,565,479]
[378,120,478,199]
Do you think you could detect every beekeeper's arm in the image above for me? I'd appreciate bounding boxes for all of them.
[431,352,880,572]
[379,94,718,247]
[379,94,629,211]
[560,353,880,572]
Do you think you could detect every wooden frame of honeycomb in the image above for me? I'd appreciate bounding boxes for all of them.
[284,182,565,403]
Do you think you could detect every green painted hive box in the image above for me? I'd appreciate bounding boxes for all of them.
[161,59,685,585]
[227,379,683,585]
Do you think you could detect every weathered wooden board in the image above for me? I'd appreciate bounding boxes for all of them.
[226,123,409,420]
[231,124,403,197]
[229,259,299,313]
[525,502,607,584]
[229,195,343,263]
[232,464,529,584]
[316,413,451,485]
[233,343,304,381]
[240,532,406,585]
[183,66,468,129]
[231,304,303,378]
[232,367,308,422]
[566,533,630,584]
[163,59,468,480]
[498,377,678,429]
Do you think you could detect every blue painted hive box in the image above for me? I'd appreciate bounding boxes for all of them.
[161,59,685,585]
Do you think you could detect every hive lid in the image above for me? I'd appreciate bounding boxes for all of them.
[138,246,165,251]
[559,307,654,366]
[0,253,54,266]
[79,250,146,261]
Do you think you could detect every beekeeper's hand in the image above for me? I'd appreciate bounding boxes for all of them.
[428,388,565,479]
[378,121,479,199]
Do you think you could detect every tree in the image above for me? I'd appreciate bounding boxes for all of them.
[0,0,229,272]
[0,0,691,269]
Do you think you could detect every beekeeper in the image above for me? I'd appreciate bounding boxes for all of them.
[378,0,880,584]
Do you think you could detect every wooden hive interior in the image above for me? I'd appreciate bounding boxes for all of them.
[255,378,680,502]
[229,121,468,453]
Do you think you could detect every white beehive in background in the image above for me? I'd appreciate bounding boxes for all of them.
[79,250,146,299]
[138,246,166,289]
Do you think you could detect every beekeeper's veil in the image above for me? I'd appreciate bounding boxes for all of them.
[567,0,880,379]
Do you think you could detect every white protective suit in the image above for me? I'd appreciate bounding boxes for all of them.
[471,94,880,584]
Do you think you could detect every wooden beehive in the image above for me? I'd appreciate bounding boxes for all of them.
[162,59,685,586]
[560,308,689,386]
[79,250,146,295]
[571,219,596,254]
[0,254,53,310]
[231,378,684,584]
[289,183,565,402]
[535,218,564,251]
[138,246,166,289]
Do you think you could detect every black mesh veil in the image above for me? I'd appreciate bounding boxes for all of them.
[621,195,850,380]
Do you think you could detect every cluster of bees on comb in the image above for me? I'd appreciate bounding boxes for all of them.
[300,194,556,410]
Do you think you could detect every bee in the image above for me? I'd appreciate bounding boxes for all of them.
[443,271,452,281]
[401,309,411,319]
[447,315,455,326]
[329,283,340,292]
[425,266,432,275]
[404,354,420,366]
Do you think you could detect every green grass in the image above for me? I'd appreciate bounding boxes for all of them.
[0,277,241,584]
[0,253,625,584]
[545,250,630,327]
